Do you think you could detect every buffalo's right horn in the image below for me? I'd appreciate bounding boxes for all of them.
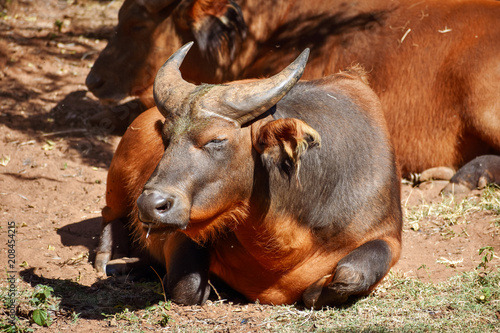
[198,48,309,125]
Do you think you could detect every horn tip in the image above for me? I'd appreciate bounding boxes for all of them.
[182,41,195,52]
[297,48,310,64]
[153,42,196,108]
[164,41,195,68]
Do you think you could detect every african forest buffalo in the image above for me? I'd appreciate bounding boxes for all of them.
[86,0,500,186]
[99,43,402,308]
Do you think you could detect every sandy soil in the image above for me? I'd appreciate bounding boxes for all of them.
[0,0,499,331]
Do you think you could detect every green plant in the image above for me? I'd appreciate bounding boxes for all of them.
[29,285,55,327]
[477,246,495,271]
[30,285,53,306]
[54,19,63,32]
[158,311,172,327]
[417,264,432,282]
[70,311,80,324]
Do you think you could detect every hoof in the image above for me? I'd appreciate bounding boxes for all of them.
[420,166,455,182]
[95,251,111,274]
[302,274,333,309]
[106,257,141,276]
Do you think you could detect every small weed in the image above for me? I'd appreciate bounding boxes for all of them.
[476,287,492,303]
[104,307,140,325]
[157,311,172,327]
[417,264,433,282]
[30,285,53,306]
[54,19,63,32]
[32,309,51,327]
[0,323,33,333]
[477,246,495,271]
[70,311,80,324]
[29,285,56,327]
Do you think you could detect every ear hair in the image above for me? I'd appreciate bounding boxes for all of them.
[182,0,247,67]
[255,118,321,184]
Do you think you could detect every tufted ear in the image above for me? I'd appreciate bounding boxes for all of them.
[175,0,247,66]
[253,118,321,183]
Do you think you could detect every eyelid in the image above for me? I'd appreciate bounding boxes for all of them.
[204,136,228,147]
[209,138,227,143]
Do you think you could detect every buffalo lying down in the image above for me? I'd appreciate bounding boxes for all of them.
[99,43,402,308]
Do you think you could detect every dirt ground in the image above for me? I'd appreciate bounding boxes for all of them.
[0,0,499,331]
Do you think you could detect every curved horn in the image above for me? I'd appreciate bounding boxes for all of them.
[153,42,196,117]
[200,48,310,125]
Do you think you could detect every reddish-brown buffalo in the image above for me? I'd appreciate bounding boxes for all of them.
[87,0,500,181]
[100,44,402,308]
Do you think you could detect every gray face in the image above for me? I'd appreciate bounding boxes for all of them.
[136,43,308,235]
[136,112,254,232]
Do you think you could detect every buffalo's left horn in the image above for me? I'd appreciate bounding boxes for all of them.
[153,42,196,117]
[201,48,310,125]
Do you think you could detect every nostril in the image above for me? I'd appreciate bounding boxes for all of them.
[155,198,173,214]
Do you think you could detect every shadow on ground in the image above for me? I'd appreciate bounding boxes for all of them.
[19,268,164,320]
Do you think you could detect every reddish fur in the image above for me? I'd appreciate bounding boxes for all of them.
[255,118,320,153]
[190,0,229,20]
[89,0,500,177]
[104,107,165,261]
[209,212,400,304]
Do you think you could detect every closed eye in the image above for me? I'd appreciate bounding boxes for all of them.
[204,138,228,149]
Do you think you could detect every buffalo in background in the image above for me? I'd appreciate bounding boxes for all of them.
[86,0,500,189]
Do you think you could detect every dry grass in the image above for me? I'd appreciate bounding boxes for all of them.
[404,184,500,233]
[2,185,499,332]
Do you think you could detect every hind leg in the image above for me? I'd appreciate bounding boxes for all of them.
[303,239,392,309]
[446,53,500,194]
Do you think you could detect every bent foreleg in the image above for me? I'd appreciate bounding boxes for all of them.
[303,239,393,309]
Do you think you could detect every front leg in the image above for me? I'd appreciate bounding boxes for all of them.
[95,217,130,273]
[303,239,392,309]
[164,232,211,305]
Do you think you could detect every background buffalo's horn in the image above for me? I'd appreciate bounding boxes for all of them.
[153,41,196,116]
[201,48,310,125]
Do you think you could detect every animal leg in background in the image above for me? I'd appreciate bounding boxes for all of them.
[442,155,500,195]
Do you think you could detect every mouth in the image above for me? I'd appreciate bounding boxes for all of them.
[140,221,185,239]
[97,93,134,106]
